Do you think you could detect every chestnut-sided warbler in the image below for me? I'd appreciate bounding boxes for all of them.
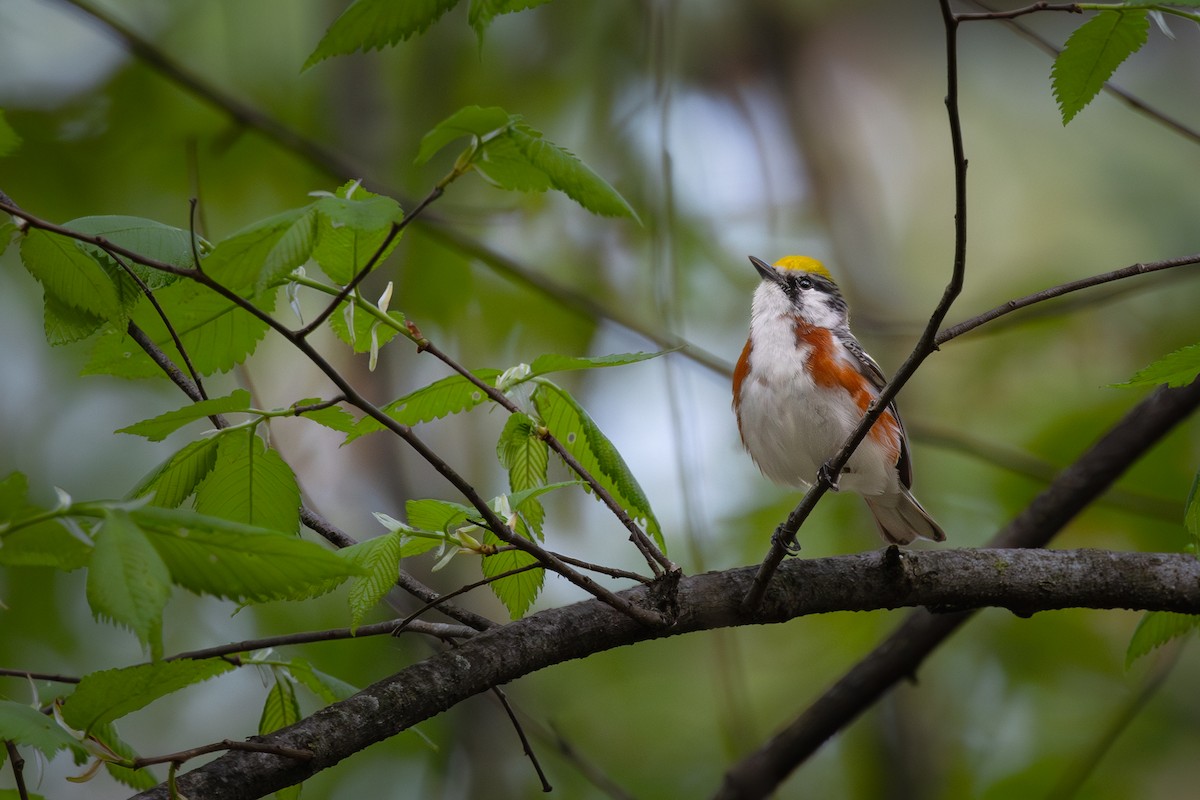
[733,255,945,545]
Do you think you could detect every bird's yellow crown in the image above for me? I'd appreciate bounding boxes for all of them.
[773,255,833,281]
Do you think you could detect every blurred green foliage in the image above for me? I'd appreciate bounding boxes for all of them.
[1,1,1200,798]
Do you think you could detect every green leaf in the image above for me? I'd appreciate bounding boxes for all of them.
[468,0,555,41]
[294,398,358,433]
[305,0,462,68]
[194,430,301,534]
[0,518,92,570]
[1126,611,1200,668]
[405,498,475,534]
[481,531,543,619]
[311,188,403,285]
[61,659,236,733]
[503,480,580,511]
[1186,470,1200,550]
[1112,342,1200,389]
[132,506,364,603]
[415,105,513,165]
[1052,10,1149,125]
[83,325,173,380]
[505,122,638,218]
[65,215,206,290]
[497,413,548,535]
[328,300,406,354]
[372,512,447,558]
[0,472,92,570]
[473,134,553,192]
[258,208,317,292]
[128,435,223,508]
[116,389,252,441]
[533,380,664,551]
[202,207,308,294]
[284,659,359,704]
[85,278,276,379]
[40,291,108,345]
[0,219,17,258]
[0,700,85,759]
[260,670,302,736]
[20,228,123,326]
[0,109,21,157]
[527,351,666,378]
[418,106,636,218]
[85,509,172,658]
[338,532,405,631]
[347,369,501,442]
[90,721,159,790]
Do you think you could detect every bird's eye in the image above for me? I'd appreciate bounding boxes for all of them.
[797,277,813,290]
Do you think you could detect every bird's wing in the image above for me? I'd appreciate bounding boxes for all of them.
[838,333,914,488]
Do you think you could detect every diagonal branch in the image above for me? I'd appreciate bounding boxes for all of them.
[414,335,676,577]
[712,374,1200,800]
[56,0,731,378]
[938,253,1200,344]
[4,199,667,627]
[741,0,970,610]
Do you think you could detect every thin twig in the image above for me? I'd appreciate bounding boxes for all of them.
[166,618,478,663]
[2,200,666,627]
[969,0,1200,145]
[490,684,553,793]
[5,739,29,800]
[391,563,546,636]
[938,254,1200,344]
[129,739,313,770]
[955,1,1080,22]
[713,377,1200,800]
[0,668,81,684]
[741,0,970,612]
[109,249,209,403]
[297,179,453,339]
[417,337,675,577]
[549,551,652,583]
[59,0,734,381]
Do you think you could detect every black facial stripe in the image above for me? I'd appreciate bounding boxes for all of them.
[781,272,846,314]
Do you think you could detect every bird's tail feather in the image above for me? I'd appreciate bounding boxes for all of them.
[864,491,946,544]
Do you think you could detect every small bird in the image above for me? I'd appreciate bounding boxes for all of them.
[733,255,945,546]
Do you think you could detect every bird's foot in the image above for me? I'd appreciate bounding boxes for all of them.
[818,462,842,492]
[771,525,803,556]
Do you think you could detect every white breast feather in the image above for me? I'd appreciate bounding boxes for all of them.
[738,283,898,495]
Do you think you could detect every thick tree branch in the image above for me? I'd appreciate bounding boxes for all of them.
[131,546,1200,800]
[713,375,1200,800]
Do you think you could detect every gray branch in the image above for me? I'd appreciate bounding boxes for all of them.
[130,547,1200,800]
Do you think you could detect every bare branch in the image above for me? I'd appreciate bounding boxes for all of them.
[415,336,675,577]
[5,740,29,800]
[955,1,1081,22]
[713,375,1200,800]
[165,618,478,663]
[131,545,1200,800]
[2,199,668,627]
[129,739,313,771]
[938,254,1200,344]
[0,669,81,684]
[969,0,1200,146]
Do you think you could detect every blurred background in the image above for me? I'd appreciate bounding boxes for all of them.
[2,0,1200,798]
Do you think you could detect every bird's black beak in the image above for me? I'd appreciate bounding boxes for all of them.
[748,255,781,284]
